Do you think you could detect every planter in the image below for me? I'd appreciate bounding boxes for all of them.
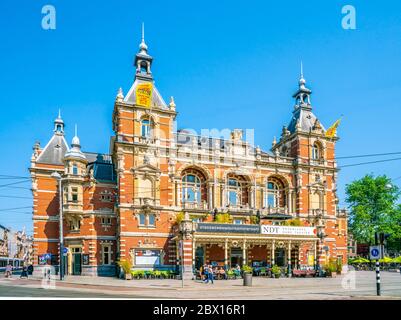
[125,273,132,280]
[243,273,252,286]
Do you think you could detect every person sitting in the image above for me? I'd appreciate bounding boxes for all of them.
[219,267,227,280]
[5,263,12,278]
[233,264,241,278]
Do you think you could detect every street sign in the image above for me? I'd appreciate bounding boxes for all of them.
[369,245,381,260]
[63,247,68,254]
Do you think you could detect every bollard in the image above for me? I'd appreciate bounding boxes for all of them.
[375,261,381,296]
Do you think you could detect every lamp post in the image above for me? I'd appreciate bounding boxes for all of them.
[51,171,64,280]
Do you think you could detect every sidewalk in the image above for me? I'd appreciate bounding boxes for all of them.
[2,271,401,299]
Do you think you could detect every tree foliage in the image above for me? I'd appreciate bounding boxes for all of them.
[346,174,401,245]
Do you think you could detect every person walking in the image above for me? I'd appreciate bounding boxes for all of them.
[207,265,214,284]
[5,263,12,278]
[20,266,28,279]
[203,264,209,283]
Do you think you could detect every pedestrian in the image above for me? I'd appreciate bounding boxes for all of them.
[20,266,28,279]
[207,265,214,284]
[203,264,209,283]
[5,263,12,278]
[27,264,34,275]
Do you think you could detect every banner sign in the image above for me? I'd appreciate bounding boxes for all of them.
[135,83,153,107]
[196,223,260,234]
[261,225,316,236]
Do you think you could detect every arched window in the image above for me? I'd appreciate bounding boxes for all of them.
[267,181,279,207]
[228,178,241,206]
[182,174,201,203]
[312,143,321,160]
[141,118,152,138]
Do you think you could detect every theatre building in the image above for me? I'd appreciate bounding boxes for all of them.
[30,32,348,277]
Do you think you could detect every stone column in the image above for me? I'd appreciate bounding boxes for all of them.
[242,240,247,266]
[314,241,317,271]
[224,239,228,269]
[208,184,213,210]
[179,213,195,280]
[287,241,292,277]
[271,240,275,266]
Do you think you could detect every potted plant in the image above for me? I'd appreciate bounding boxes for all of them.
[336,261,343,275]
[117,260,132,280]
[241,265,253,275]
[271,265,281,278]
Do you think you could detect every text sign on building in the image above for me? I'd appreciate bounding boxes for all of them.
[136,82,153,107]
[261,225,316,236]
[196,223,260,234]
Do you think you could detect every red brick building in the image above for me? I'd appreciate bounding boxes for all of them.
[30,32,347,277]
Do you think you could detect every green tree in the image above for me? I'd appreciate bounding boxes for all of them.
[346,174,401,245]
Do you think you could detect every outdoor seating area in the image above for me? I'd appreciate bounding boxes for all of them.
[130,270,178,280]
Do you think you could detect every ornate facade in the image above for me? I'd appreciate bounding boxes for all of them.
[30,31,347,277]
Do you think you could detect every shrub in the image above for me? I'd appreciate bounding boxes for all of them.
[250,215,260,224]
[131,270,145,279]
[283,218,302,226]
[117,260,132,275]
[241,265,253,273]
[271,265,281,277]
[214,213,233,223]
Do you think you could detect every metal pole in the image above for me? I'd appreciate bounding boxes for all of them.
[58,178,64,280]
[375,260,381,296]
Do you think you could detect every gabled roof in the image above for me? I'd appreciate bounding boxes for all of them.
[36,134,69,165]
[124,79,168,109]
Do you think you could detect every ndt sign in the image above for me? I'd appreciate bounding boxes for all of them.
[369,245,382,260]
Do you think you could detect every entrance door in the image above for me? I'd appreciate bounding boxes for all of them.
[72,247,82,275]
[195,247,204,270]
[230,248,243,267]
[275,249,285,267]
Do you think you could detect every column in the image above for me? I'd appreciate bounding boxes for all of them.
[287,241,292,277]
[224,239,228,269]
[271,240,275,266]
[288,191,293,213]
[314,241,317,271]
[208,184,213,210]
[242,240,247,266]
[297,245,301,269]
[192,239,196,271]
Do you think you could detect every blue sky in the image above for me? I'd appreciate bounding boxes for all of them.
[1,0,401,233]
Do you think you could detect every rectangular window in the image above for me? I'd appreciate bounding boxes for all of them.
[71,187,78,202]
[267,194,276,207]
[139,214,146,226]
[72,165,78,175]
[148,214,155,226]
[228,191,237,205]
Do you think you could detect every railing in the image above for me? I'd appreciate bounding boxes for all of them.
[182,201,208,210]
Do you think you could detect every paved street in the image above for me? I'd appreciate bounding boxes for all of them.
[0,271,400,299]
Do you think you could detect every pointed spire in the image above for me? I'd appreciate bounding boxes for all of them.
[139,22,148,54]
[58,108,61,119]
[65,123,86,161]
[116,87,124,101]
[299,60,306,88]
[169,96,176,110]
[72,124,80,147]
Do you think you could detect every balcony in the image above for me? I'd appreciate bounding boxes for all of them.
[222,204,253,215]
[182,201,208,211]
[63,200,83,213]
[259,206,292,220]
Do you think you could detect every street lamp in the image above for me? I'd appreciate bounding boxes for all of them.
[51,171,64,280]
